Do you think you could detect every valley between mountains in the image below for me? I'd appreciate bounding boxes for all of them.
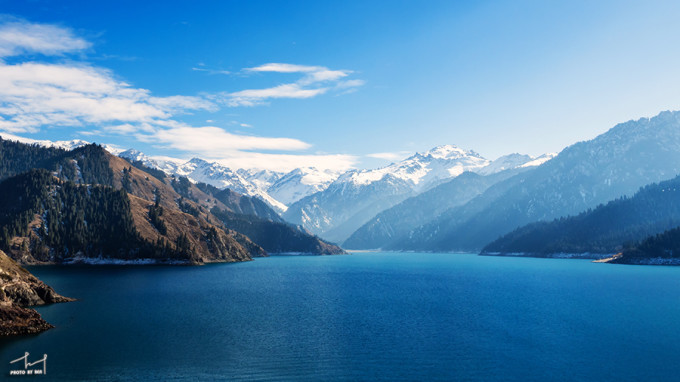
[4,110,680,335]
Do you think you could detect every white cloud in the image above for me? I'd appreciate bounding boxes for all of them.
[227,83,328,106]
[226,62,361,106]
[246,63,320,73]
[0,19,363,172]
[139,125,355,172]
[147,125,311,153]
[191,67,230,75]
[0,18,90,57]
[0,62,216,133]
[336,79,366,89]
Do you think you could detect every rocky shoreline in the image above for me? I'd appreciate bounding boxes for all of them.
[0,250,73,336]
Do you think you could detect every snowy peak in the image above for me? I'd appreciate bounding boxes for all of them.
[238,169,284,191]
[417,144,485,161]
[520,153,557,168]
[475,152,557,175]
[268,167,341,205]
[119,149,156,166]
[341,144,490,191]
[0,133,121,154]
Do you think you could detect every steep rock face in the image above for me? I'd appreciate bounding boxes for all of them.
[0,250,73,336]
[397,110,680,252]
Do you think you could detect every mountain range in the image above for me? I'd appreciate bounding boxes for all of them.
[0,138,342,266]
[283,146,554,243]
[5,109,680,264]
[391,110,680,252]
[481,173,680,256]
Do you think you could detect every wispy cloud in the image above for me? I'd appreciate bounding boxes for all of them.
[147,125,310,153]
[191,66,230,75]
[0,19,362,171]
[0,62,214,133]
[0,17,90,57]
[225,62,363,106]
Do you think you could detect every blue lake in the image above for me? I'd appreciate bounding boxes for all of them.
[2,252,680,381]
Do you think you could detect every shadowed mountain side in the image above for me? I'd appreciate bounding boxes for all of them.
[343,169,527,249]
[0,142,263,264]
[391,111,680,252]
[211,208,345,254]
[482,174,680,256]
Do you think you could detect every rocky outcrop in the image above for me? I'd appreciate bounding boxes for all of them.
[0,250,73,336]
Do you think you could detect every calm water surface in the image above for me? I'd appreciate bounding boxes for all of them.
[2,252,680,381]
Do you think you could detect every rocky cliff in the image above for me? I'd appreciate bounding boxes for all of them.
[0,250,73,336]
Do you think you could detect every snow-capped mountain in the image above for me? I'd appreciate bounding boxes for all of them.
[170,158,288,212]
[342,145,490,192]
[4,133,553,228]
[396,110,680,252]
[118,150,344,212]
[283,144,510,243]
[476,152,556,175]
[238,169,284,191]
[268,167,342,205]
[0,132,122,154]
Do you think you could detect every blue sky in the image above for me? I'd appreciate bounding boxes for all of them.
[1,0,680,171]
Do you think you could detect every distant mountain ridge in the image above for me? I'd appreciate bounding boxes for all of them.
[392,110,680,252]
[0,139,344,264]
[482,174,680,256]
[343,168,531,249]
[283,145,550,243]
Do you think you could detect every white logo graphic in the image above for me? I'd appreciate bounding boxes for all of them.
[9,352,47,376]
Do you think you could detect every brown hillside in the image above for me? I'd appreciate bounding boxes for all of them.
[108,152,266,260]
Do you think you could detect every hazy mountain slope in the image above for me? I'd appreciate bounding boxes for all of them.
[343,169,527,249]
[194,182,283,222]
[284,174,416,243]
[397,110,680,252]
[283,145,491,243]
[211,209,345,254]
[195,182,344,254]
[482,174,680,256]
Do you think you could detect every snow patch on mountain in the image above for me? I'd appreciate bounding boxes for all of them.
[339,145,490,192]
[268,167,342,205]
[0,133,122,154]
[520,153,557,168]
[475,152,555,175]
